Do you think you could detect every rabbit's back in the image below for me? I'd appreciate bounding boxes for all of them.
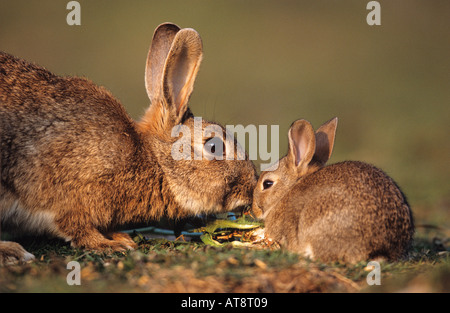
[271,161,414,262]
[0,52,134,131]
[0,52,145,208]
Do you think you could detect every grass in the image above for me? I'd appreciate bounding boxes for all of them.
[1,223,449,293]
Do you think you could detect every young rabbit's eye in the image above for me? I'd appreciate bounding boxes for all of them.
[204,137,225,158]
[263,180,274,190]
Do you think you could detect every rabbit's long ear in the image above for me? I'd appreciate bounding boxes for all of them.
[162,28,203,121]
[140,23,202,135]
[145,23,181,104]
[313,117,338,166]
[287,119,316,173]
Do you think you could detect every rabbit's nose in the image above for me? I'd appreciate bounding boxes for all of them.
[250,202,264,219]
[231,204,250,214]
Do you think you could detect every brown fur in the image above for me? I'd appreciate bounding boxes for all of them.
[0,23,257,263]
[252,118,414,263]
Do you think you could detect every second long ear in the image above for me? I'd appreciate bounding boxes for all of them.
[162,28,203,121]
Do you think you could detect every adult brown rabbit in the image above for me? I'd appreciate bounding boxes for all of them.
[252,118,414,263]
[0,23,257,264]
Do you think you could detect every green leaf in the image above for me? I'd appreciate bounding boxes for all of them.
[200,233,224,247]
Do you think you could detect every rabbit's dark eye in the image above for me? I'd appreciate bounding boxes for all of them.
[204,137,225,158]
[262,180,274,190]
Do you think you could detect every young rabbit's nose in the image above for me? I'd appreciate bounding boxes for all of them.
[250,202,264,219]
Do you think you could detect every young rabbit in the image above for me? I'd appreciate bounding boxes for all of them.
[252,118,414,263]
[0,23,257,264]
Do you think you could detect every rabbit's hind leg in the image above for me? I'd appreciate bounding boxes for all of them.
[0,194,35,265]
[0,241,35,265]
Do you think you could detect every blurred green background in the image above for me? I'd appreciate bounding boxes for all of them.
[1,0,449,226]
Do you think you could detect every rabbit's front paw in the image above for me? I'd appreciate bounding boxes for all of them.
[71,232,136,254]
[107,232,138,250]
[95,240,136,253]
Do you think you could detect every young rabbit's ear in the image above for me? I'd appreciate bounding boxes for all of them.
[313,117,338,166]
[140,23,203,135]
[287,119,316,173]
